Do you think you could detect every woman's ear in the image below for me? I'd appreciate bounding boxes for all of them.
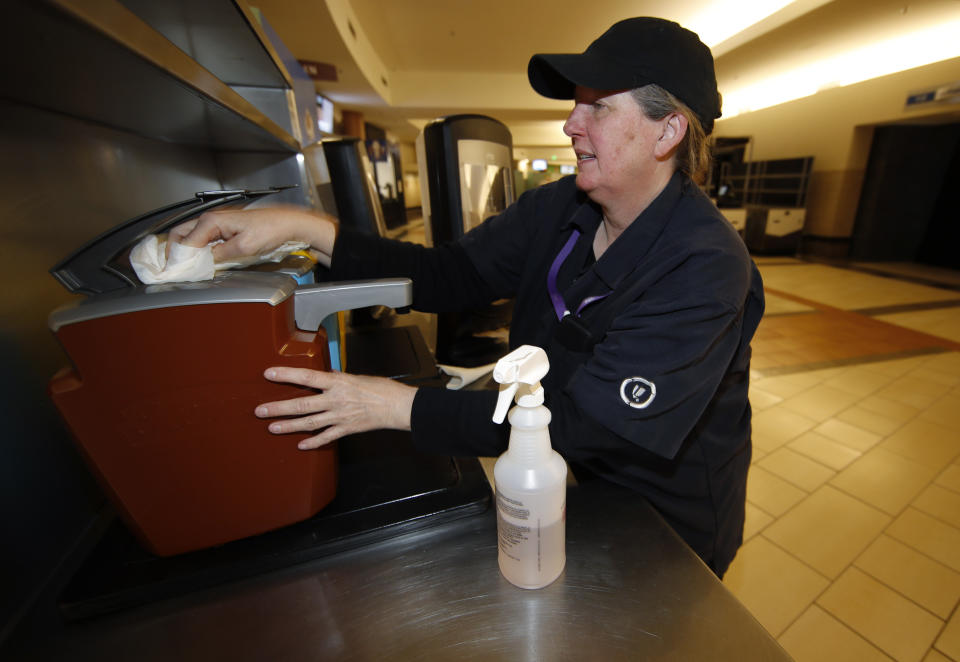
[654,112,688,160]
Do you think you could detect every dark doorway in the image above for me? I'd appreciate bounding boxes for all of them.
[917,131,960,267]
[851,122,960,266]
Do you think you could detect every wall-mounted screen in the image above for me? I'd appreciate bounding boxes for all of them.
[531,159,548,171]
[316,95,334,134]
[458,140,514,232]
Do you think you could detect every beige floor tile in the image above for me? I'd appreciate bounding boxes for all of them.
[913,485,960,530]
[764,485,890,579]
[723,535,830,637]
[888,372,954,398]
[936,607,960,661]
[781,385,864,422]
[851,263,960,287]
[858,263,960,286]
[758,264,957,310]
[916,357,960,380]
[749,386,784,411]
[807,367,850,381]
[923,648,953,662]
[855,535,960,619]
[876,375,953,411]
[857,394,922,423]
[815,418,883,453]
[866,356,937,378]
[830,448,937,516]
[746,465,808,517]
[789,431,863,471]
[818,567,944,662]
[880,419,960,471]
[926,351,960,371]
[779,605,894,662]
[753,372,827,399]
[910,367,960,389]
[920,394,960,429]
[837,405,908,436]
[762,337,807,353]
[935,465,960,494]
[886,508,960,573]
[758,447,836,491]
[764,292,815,314]
[921,351,960,372]
[877,308,960,344]
[752,406,819,453]
[824,368,896,397]
[744,501,774,541]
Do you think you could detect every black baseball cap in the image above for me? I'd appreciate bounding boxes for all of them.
[528,17,722,134]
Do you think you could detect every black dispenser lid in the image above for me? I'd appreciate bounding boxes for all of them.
[50,186,295,296]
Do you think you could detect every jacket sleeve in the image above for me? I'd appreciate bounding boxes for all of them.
[328,181,557,311]
[409,387,509,457]
[329,229,497,313]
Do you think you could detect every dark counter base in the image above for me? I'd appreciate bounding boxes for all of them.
[59,431,490,620]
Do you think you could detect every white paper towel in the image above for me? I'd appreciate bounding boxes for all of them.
[438,363,496,390]
[130,234,309,284]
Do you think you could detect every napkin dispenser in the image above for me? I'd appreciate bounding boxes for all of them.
[47,189,413,556]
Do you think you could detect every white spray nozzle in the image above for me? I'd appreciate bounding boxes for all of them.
[492,345,550,424]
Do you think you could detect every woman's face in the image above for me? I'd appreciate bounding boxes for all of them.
[563,87,666,208]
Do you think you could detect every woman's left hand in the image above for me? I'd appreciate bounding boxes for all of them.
[255,367,417,449]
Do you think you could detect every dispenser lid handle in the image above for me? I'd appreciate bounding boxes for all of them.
[293,278,413,332]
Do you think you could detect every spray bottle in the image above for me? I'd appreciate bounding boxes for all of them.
[492,345,567,589]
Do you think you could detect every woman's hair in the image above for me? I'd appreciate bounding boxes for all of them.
[630,84,710,184]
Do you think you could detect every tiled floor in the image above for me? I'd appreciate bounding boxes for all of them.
[724,257,960,662]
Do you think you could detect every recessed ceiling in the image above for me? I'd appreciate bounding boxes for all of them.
[250,0,960,156]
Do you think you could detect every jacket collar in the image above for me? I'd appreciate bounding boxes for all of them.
[566,171,687,289]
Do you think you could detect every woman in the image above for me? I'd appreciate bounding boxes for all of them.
[172,17,764,577]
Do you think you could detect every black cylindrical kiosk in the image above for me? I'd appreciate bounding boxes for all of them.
[319,137,387,237]
[416,115,516,367]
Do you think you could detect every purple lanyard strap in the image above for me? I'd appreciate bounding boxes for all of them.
[547,229,611,321]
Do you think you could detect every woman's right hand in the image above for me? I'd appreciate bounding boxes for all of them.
[169,205,339,267]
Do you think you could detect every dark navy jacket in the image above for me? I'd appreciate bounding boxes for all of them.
[330,172,764,576]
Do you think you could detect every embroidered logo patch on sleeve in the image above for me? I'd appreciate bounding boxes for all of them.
[620,377,656,409]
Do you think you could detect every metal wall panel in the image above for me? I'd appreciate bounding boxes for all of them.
[0,100,223,641]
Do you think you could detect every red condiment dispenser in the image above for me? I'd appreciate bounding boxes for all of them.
[47,189,412,556]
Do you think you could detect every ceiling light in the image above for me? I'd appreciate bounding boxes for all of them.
[720,18,960,118]
[687,0,797,47]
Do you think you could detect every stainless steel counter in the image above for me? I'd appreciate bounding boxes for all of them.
[11,480,790,661]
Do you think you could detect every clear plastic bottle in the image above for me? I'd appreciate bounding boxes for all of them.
[491,346,567,589]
